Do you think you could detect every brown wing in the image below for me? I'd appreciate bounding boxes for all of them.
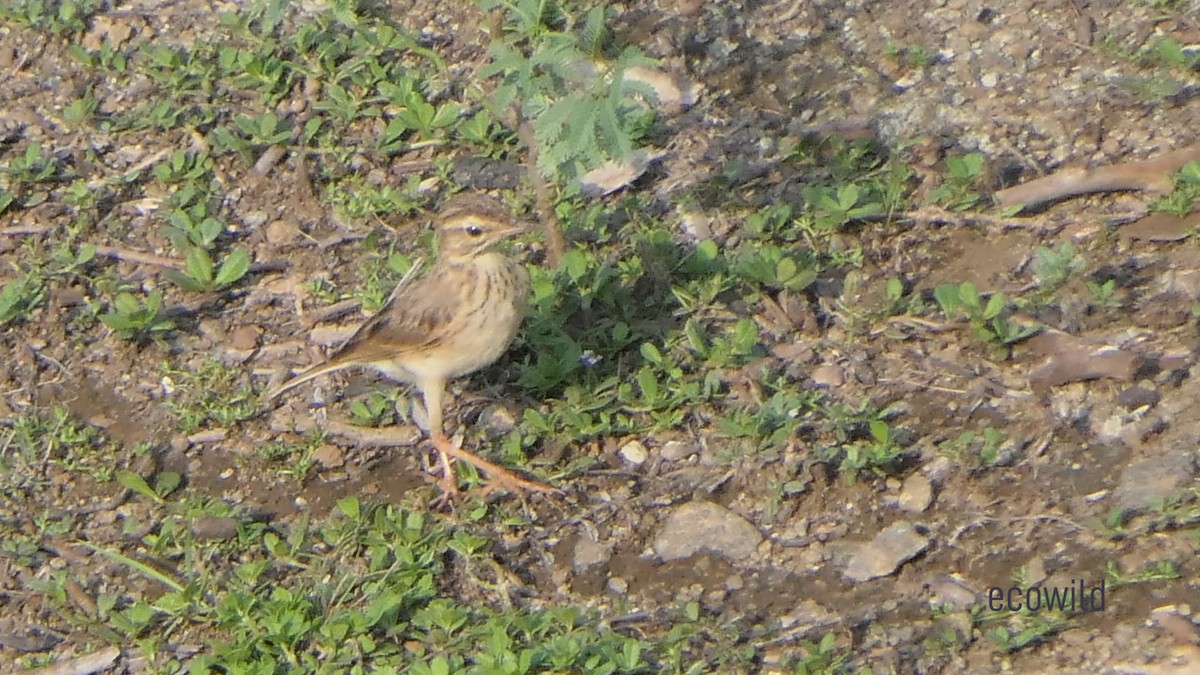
[325,260,459,365]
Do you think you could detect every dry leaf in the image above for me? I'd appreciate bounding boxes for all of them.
[623,66,701,115]
[580,148,666,197]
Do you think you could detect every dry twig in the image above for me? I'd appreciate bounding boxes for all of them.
[995,144,1200,211]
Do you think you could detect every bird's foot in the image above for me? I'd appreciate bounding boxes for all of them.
[426,447,461,510]
[431,434,561,497]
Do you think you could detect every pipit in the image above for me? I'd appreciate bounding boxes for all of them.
[268,193,558,499]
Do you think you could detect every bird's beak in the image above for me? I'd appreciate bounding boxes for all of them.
[504,219,534,237]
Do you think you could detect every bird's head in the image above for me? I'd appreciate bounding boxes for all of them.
[435,193,528,260]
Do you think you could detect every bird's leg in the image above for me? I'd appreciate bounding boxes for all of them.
[422,380,560,497]
[431,433,560,495]
[421,380,460,504]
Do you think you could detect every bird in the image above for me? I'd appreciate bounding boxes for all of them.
[267,192,559,499]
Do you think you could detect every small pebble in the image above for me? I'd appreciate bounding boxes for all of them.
[661,440,697,461]
[619,439,649,466]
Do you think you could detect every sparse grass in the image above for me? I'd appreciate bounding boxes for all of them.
[1150,160,1200,217]
[0,406,119,500]
[1106,559,1181,589]
[163,360,259,434]
[883,41,937,69]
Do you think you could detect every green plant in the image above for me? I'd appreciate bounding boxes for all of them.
[164,360,258,433]
[349,391,400,427]
[257,433,325,480]
[62,91,100,127]
[378,78,461,151]
[1087,278,1120,309]
[783,632,852,674]
[0,406,120,501]
[1150,160,1200,216]
[480,0,658,188]
[0,273,46,325]
[1137,37,1200,71]
[153,149,214,183]
[99,290,175,341]
[982,611,1070,653]
[1105,559,1180,589]
[2,0,100,33]
[2,142,57,183]
[839,419,902,483]
[1030,242,1085,289]
[729,244,819,292]
[67,36,129,71]
[166,246,252,293]
[883,41,936,68]
[927,153,985,210]
[802,183,886,232]
[116,469,183,504]
[932,282,1038,348]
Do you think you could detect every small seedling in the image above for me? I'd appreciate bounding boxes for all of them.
[1031,242,1084,289]
[480,0,658,188]
[933,282,1038,348]
[927,153,985,210]
[0,274,46,325]
[803,183,885,232]
[349,391,397,427]
[1150,160,1200,217]
[115,469,182,504]
[166,247,252,293]
[100,290,175,341]
[1087,278,1120,309]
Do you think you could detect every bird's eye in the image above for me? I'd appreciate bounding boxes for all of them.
[465,225,484,237]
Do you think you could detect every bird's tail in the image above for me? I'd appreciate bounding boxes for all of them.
[266,360,356,401]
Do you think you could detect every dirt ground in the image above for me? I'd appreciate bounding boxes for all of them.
[5,0,1200,673]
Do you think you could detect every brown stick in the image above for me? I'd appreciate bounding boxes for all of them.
[995,144,1200,211]
[93,244,182,268]
[516,114,565,267]
[92,245,287,274]
[0,225,54,236]
[898,205,1056,232]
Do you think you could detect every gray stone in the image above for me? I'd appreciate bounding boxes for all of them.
[844,522,930,582]
[651,501,763,562]
[898,474,933,513]
[1114,452,1196,513]
[572,535,612,573]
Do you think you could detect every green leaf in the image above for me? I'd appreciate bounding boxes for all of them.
[214,248,251,288]
[184,247,214,286]
[639,342,663,365]
[337,496,361,520]
[636,368,659,402]
[430,102,461,128]
[114,292,140,314]
[684,319,708,356]
[116,470,162,503]
[958,282,979,311]
[776,257,798,283]
[869,420,890,444]
[563,248,588,282]
[885,277,903,302]
[154,472,182,498]
[166,270,207,292]
[731,318,759,354]
[933,283,960,315]
[983,292,1006,320]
